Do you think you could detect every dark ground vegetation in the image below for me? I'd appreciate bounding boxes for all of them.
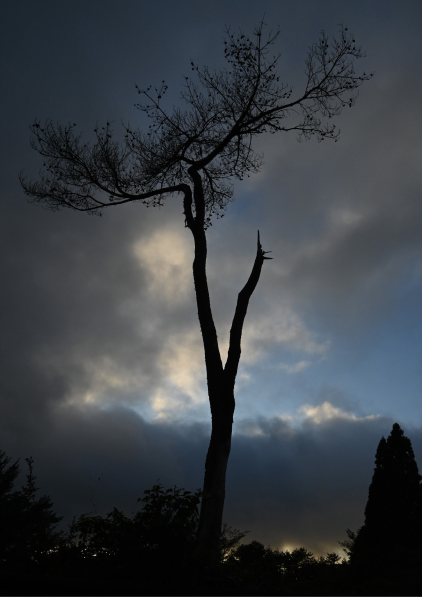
[1,423,422,595]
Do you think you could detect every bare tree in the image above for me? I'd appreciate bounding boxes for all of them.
[20,23,372,567]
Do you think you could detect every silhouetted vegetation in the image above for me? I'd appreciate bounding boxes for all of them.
[0,451,349,594]
[58,484,205,584]
[343,422,422,589]
[0,451,63,574]
[3,425,422,595]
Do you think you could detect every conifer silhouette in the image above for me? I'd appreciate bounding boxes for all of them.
[351,423,422,571]
[0,451,62,569]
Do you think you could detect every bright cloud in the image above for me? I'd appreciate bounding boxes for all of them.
[299,401,378,425]
[40,352,152,409]
[328,207,365,228]
[278,360,311,374]
[235,402,379,437]
[133,226,193,304]
[240,306,328,365]
[149,330,208,420]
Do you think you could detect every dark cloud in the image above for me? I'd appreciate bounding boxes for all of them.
[2,401,419,555]
[255,72,422,326]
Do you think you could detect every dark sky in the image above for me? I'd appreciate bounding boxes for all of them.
[1,0,422,555]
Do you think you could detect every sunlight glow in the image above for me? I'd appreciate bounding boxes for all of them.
[133,226,193,304]
[149,330,208,420]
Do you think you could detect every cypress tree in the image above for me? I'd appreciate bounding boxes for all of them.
[351,423,422,570]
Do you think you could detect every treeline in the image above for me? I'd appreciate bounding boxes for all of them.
[0,459,344,595]
[1,423,422,595]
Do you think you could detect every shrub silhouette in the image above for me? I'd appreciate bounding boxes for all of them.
[60,483,202,582]
[59,483,246,584]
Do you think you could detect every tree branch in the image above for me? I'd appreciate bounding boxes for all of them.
[224,231,272,387]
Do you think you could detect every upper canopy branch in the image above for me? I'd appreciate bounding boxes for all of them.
[19,120,194,214]
[21,23,372,226]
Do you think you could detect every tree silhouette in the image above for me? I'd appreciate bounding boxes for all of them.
[224,540,344,592]
[351,423,422,571]
[63,483,203,583]
[59,483,246,586]
[0,450,62,570]
[20,22,372,566]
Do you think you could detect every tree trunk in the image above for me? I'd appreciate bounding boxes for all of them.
[184,173,270,570]
[195,382,235,566]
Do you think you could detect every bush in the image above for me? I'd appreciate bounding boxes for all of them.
[59,483,203,583]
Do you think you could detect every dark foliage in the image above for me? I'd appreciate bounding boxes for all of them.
[221,539,347,594]
[347,423,422,574]
[55,483,204,584]
[3,447,422,594]
[0,451,63,572]
[43,483,246,588]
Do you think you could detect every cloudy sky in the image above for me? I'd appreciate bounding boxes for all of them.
[1,0,422,555]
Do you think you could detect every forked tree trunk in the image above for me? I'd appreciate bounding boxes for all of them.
[184,171,271,569]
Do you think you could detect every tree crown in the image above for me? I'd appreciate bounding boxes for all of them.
[0,451,62,567]
[20,23,372,228]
